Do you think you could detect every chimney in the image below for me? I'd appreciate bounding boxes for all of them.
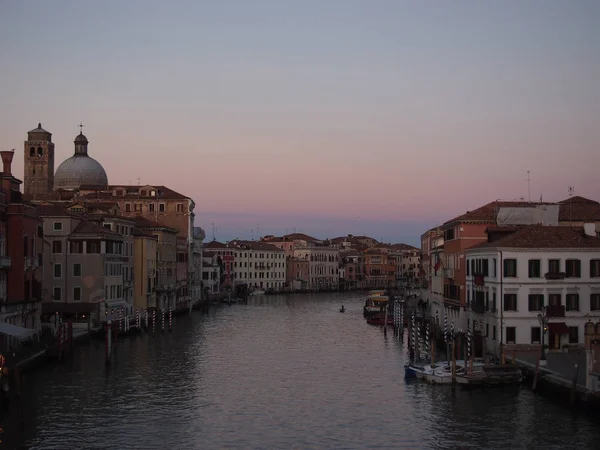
[0,150,14,175]
[583,223,596,237]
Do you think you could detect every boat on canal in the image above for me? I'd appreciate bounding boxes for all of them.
[366,314,394,326]
[404,361,449,380]
[425,361,486,384]
[363,295,389,318]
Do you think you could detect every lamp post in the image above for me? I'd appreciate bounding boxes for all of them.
[537,306,548,366]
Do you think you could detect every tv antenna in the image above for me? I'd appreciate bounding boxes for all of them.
[212,223,215,241]
[526,170,531,202]
[568,186,575,224]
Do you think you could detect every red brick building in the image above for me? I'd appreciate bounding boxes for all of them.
[1,150,43,348]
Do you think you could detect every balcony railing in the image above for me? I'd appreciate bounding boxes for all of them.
[545,304,565,318]
[545,272,566,280]
[445,268,454,279]
[0,256,11,269]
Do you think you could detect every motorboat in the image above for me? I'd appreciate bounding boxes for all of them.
[339,306,346,313]
[363,295,389,318]
[425,361,485,384]
[404,361,449,380]
[249,290,266,296]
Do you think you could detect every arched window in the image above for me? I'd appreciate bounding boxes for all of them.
[37,147,43,157]
[30,147,35,157]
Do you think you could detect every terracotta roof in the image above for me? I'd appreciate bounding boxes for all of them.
[132,216,178,233]
[71,220,122,237]
[557,196,600,222]
[390,243,419,251]
[133,228,157,239]
[469,225,600,250]
[204,240,227,249]
[36,204,76,217]
[281,233,319,242]
[443,201,554,227]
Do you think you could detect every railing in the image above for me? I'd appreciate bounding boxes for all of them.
[545,272,566,280]
[444,268,454,279]
[545,304,565,318]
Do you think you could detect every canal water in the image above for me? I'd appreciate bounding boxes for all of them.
[5,292,600,449]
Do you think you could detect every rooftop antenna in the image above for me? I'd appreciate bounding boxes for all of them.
[212,223,215,241]
[256,224,260,240]
[568,186,575,224]
[137,177,140,186]
[526,170,531,202]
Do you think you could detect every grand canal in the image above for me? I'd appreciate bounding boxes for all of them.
[5,293,600,449]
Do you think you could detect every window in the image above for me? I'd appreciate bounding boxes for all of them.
[591,294,600,311]
[531,327,541,344]
[148,203,155,212]
[503,259,517,277]
[134,203,142,212]
[528,259,541,278]
[53,287,62,301]
[466,260,470,276]
[566,293,579,311]
[125,203,131,213]
[52,240,62,253]
[70,241,83,253]
[37,225,43,238]
[590,260,600,278]
[53,222,63,231]
[53,264,62,278]
[176,203,184,213]
[565,259,581,278]
[493,258,497,277]
[73,287,81,301]
[548,259,560,273]
[73,263,82,277]
[548,293,561,306]
[493,326,496,341]
[568,327,579,344]
[159,203,165,213]
[528,294,544,311]
[506,327,516,344]
[504,293,517,311]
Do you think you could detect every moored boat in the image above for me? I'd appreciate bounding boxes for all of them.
[363,295,389,318]
[366,314,394,326]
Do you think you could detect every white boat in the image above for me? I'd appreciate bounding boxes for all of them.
[250,290,265,296]
[364,295,388,314]
[425,361,485,384]
[404,361,448,380]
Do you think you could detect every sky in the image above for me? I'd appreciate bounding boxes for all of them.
[1,1,599,246]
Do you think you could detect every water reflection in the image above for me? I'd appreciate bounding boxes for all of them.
[4,292,599,449]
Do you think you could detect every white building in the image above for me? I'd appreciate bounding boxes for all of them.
[201,252,220,294]
[294,244,339,290]
[465,224,600,357]
[232,240,286,291]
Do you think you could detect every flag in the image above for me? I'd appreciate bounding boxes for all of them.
[434,255,442,272]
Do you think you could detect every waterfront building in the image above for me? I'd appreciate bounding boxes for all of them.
[37,204,126,321]
[231,240,286,290]
[465,224,600,357]
[339,251,362,290]
[133,229,157,310]
[203,240,234,287]
[201,251,221,294]
[286,255,310,291]
[191,227,205,302]
[0,151,43,346]
[293,244,338,291]
[21,123,199,311]
[362,249,395,289]
[133,216,178,310]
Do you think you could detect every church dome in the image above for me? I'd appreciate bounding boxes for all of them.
[54,132,108,190]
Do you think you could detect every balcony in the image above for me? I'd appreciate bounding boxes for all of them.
[444,268,454,279]
[473,274,485,286]
[545,272,566,280]
[545,304,565,318]
[0,255,11,269]
[24,257,39,270]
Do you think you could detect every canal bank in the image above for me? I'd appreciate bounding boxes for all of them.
[5,292,598,449]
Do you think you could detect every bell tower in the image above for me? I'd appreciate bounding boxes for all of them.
[24,123,55,198]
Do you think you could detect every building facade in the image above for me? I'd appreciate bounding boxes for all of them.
[133,229,157,310]
[232,241,286,290]
[465,225,600,358]
[293,244,338,290]
[23,123,55,199]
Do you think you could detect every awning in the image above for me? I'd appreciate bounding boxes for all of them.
[0,322,36,340]
[548,322,570,335]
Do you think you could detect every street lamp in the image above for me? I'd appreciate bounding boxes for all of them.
[537,306,548,365]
